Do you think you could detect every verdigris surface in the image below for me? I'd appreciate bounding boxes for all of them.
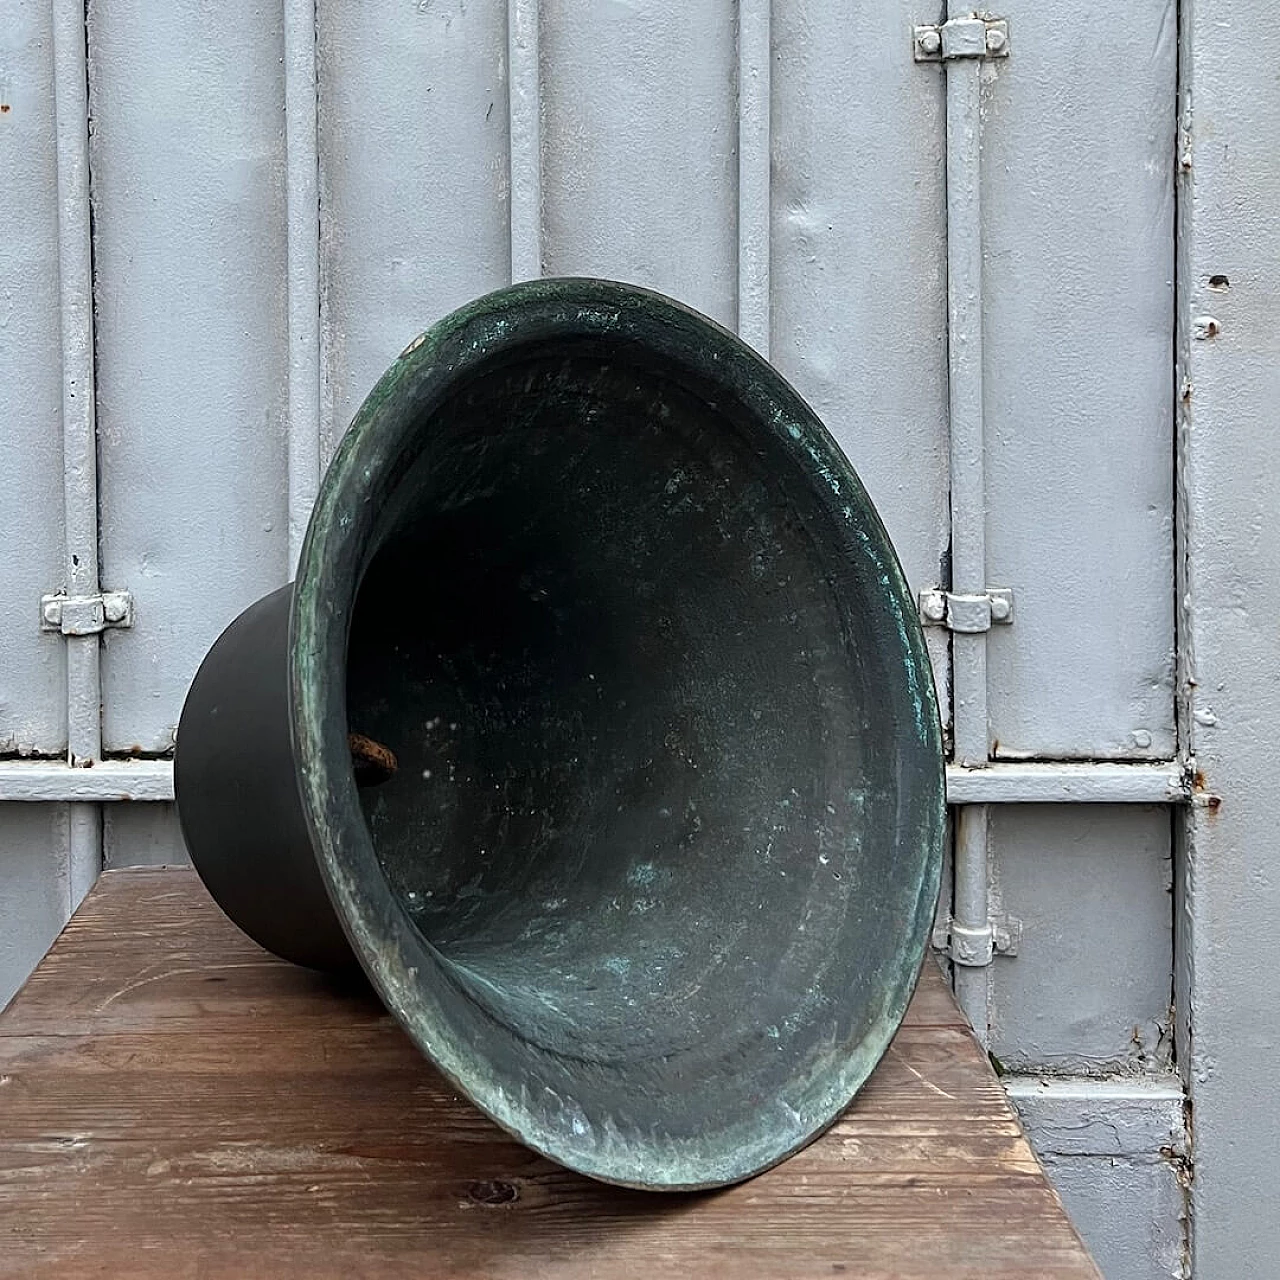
[177,279,945,1189]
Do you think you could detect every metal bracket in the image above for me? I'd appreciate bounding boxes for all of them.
[933,915,1022,967]
[919,587,1014,633]
[40,590,134,637]
[914,15,1010,62]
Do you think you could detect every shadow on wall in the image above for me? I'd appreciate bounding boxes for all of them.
[105,803,191,868]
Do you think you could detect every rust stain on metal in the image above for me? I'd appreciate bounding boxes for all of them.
[1192,770,1222,813]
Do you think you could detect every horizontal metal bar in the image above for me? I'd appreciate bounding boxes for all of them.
[0,760,1188,805]
[1003,1074,1186,1158]
[1003,1074,1186,1103]
[947,761,1187,804]
[0,760,175,803]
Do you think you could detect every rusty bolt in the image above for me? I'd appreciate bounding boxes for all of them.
[349,732,399,787]
[917,28,941,55]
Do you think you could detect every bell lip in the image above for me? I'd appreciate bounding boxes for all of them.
[288,277,946,1190]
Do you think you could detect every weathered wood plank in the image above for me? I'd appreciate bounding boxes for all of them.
[0,869,1099,1278]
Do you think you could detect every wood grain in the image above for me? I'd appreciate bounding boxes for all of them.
[0,869,1099,1279]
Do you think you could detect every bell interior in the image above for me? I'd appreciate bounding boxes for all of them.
[343,338,911,1116]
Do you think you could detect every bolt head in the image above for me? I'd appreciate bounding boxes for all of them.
[985,25,1007,51]
[989,595,1011,621]
[103,596,127,624]
[917,28,941,55]
[922,593,947,622]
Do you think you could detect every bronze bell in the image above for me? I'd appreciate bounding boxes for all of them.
[173,279,945,1190]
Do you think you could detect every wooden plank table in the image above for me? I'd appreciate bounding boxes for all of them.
[0,869,1099,1278]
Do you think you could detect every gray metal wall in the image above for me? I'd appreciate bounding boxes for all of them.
[3,2,1276,1275]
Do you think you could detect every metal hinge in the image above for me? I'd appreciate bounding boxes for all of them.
[913,15,1010,62]
[933,915,1022,967]
[40,590,134,637]
[918,587,1014,633]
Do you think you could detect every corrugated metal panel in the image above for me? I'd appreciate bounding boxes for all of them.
[1,5,1199,1271]
[88,0,291,754]
[316,0,511,448]
[989,805,1173,1073]
[983,0,1178,760]
[0,1,68,756]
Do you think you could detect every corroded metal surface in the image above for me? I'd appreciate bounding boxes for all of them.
[180,279,945,1189]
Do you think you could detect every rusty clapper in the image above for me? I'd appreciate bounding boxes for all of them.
[173,279,945,1190]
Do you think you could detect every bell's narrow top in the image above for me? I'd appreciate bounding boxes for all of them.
[288,278,945,1189]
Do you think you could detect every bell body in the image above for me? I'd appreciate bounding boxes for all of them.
[175,585,353,971]
[174,278,945,1190]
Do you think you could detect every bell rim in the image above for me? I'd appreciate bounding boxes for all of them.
[288,277,946,1189]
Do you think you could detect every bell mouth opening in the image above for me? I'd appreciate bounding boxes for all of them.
[292,280,944,1187]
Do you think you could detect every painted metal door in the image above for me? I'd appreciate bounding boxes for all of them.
[3,2,1276,1275]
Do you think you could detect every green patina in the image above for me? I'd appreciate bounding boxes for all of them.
[284,278,945,1190]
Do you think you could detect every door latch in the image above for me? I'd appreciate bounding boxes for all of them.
[914,16,1010,63]
[918,588,1014,633]
[40,591,134,637]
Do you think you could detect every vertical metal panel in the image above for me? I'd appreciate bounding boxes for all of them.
[540,0,737,329]
[316,0,510,449]
[0,806,69,1009]
[104,804,188,869]
[983,0,1177,760]
[89,0,291,753]
[989,806,1173,1073]
[1038,1154,1186,1280]
[1008,1079,1187,1280]
[284,0,322,573]
[0,2,67,755]
[735,0,770,356]
[771,0,951,697]
[1178,1,1280,1271]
